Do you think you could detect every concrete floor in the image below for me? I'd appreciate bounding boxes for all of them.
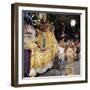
[36,58,80,77]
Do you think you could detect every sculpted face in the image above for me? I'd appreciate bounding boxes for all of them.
[39,23,51,32]
[24,25,36,42]
[65,47,75,63]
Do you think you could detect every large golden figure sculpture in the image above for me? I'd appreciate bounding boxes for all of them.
[24,13,58,77]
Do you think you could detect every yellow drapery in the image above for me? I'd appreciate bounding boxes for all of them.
[30,30,58,69]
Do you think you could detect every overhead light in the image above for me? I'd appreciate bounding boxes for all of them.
[71,19,76,27]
